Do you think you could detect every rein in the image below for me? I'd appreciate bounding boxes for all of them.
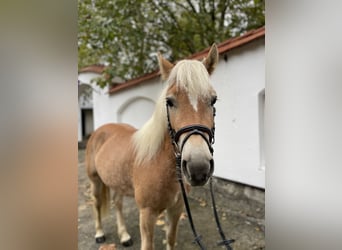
[166,103,235,250]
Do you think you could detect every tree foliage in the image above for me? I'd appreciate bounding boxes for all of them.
[78,0,264,87]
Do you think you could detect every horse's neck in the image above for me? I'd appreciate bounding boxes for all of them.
[159,133,177,167]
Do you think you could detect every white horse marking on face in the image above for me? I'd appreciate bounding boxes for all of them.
[188,94,198,112]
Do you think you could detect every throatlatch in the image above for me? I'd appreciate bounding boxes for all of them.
[166,103,235,250]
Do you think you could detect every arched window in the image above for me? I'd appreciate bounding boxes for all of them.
[117,97,155,128]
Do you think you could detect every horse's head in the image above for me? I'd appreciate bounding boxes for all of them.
[158,44,219,186]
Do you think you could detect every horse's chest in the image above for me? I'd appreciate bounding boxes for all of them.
[134,167,181,208]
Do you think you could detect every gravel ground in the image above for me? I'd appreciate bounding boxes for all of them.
[78,149,265,250]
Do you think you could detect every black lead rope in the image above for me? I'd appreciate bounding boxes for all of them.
[209,178,235,249]
[177,157,235,250]
[166,103,234,250]
[176,154,207,250]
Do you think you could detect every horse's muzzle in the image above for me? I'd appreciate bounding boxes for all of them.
[182,159,214,186]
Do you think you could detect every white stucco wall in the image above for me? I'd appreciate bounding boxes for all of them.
[211,38,265,188]
[78,72,98,142]
[92,79,165,130]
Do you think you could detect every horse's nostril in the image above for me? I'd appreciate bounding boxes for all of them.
[209,159,214,173]
[182,160,191,180]
[210,159,214,167]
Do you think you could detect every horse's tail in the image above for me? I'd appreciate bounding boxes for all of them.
[100,183,110,216]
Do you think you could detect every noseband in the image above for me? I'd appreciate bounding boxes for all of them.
[173,124,215,155]
[166,102,235,250]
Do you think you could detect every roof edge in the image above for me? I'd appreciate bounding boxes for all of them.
[109,27,264,94]
[79,27,265,95]
[108,70,160,94]
[79,64,105,74]
[190,26,265,60]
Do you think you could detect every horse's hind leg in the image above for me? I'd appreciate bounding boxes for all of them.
[90,176,109,243]
[113,193,133,247]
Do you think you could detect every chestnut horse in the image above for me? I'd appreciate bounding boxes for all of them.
[86,44,219,250]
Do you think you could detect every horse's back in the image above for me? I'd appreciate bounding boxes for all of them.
[87,123,136,151]
[86,123,137,195]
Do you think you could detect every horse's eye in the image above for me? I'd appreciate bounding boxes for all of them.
[166,98,175,108]
[211,96,217,106]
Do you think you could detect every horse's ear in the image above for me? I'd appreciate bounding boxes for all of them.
[203,43,219,75]
[158,52,174,80]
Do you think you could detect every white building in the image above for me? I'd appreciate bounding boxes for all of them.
[78,27,265,188]
[78,65,103,142]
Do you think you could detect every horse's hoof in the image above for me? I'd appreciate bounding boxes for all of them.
[121,238,133,247]
[95,235,106,243]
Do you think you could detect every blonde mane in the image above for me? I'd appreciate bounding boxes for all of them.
[133,60,212,165]
[168,60,212,102]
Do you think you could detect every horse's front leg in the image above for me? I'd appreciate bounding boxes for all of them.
[139,207,158,250]
[166,194,184,250]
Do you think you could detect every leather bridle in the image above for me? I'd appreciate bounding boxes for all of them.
[166,101,235,250]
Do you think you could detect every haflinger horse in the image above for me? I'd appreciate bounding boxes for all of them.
[86,44,219,250]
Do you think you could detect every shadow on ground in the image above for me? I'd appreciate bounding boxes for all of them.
[78,149,265,250]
